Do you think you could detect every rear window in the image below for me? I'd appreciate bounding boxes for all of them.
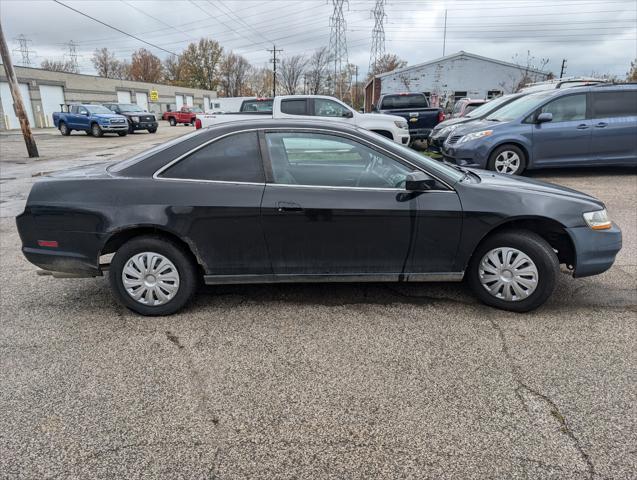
[241,99,273,112]
[380,94,428,109]
[160,132,264,183]
[280,99,308,115]
[592,91,637,118]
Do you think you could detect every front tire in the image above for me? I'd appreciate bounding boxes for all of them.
[109,236,198,316]
[59,122,70,136]
[117,131,127,136]
[467,230,558,312]
[148,127,157,133]
[169,117,176,126]
[91,123,103,137]
[487,144,527,175]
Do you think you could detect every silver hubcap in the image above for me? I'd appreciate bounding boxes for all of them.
[494,151,521,174]
[479,247,539,302]
[122,252,180,306]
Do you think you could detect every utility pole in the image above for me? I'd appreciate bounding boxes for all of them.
[368,0,386,75]
[560,58,567,79]
[13,34,34,67]
[267,44,283,97]
[0,22,38,157]
[351,65,359,109]
[65,40,79,73]
[442,9,447,56]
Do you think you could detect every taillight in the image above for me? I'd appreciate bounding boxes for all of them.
[438,111,446,123]
[195,118,202,129]
[37,240,58,248]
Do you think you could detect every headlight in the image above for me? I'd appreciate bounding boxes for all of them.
[394,120,408,129]
[438,125,459,136]
[457,130,493,144]
[130,116,140,122]
[583,209,612,230]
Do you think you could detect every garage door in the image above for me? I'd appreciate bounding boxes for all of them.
[39,85,65,128]
[203,96,211,111]
[185,95,193,107]
[117,90,131,104]
[175,94,184,110]
[136,91,149,111]
[0,82,35,129]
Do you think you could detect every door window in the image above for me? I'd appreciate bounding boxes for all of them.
[539,94,586,122]
[592,91,637,118]
[313,98,351,117]
[160,132,264,183]
[78,106,88,115]
[280,99,308,115]
[265,132,413,189]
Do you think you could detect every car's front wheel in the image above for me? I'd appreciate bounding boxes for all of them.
[91,123,103,137]
[148,127,157,133]
[467,230,558,312]
[487,144,527,175]
[109,236,198,315]
[117,131,127,137]
[59,122,70,136]
[169,117,176,126]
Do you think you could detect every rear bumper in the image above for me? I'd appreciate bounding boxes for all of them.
[22,247,101,276]
[567,223,622,278]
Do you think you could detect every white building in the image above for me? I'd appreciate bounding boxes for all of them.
[364,51,551,112]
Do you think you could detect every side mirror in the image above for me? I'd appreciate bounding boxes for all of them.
[405,171,437,191]
[83,111,89,116]
[371,105,378,112]
[342,110,354,118]
[536,112,553,123]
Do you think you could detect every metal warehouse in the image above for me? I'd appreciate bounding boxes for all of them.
[0,66,217,130]
[364,51,550,112]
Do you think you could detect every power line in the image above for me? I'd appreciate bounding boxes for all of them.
[51,0,179,56]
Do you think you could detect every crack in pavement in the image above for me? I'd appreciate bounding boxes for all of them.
[488,316,596,479]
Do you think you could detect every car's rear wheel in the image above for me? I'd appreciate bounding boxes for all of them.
[128,122,135,134]
[91,123,103,137]
[117,131,127,137]
[487,144,526,175]
[109,236,198,316]
[467,230,558,312]
[59,122,70,136]
[169,117,176,126]
[148,127,157,133]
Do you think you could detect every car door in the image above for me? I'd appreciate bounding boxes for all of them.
[590,89,637,165]
[259,129,462,277]
[531,93,592,167]
[154,131,270,276]
[76,106,91,130]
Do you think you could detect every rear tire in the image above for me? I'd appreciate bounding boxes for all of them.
[117,131,127,136]
[487,144,527,175]
[169,117,176,126]
[59,122,70,136]
[91,123,103,137]
[109,235,198,316]
[148,127,157,133]
[467,230,558,312]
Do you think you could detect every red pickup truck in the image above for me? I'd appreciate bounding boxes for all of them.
[162,106,203,126]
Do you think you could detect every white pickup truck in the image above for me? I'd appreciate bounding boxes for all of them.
[196,95,410,145]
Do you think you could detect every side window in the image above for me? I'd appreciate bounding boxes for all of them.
[78,106,88,115]
[313,98,350,117]
[592,91,637,118]
[161,132,264,183]
[452,102,462,114]
[539,94,586,122]
[265,132,413,189]
[280,99,307,115]
[70,105,78,114]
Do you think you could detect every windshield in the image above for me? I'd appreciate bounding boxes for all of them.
[241,99,274,112]
[485,91,555,122]
[86,105,114,114]
[466,94,519,118]
[380,94,428,109]
[190,107,204,113]
[118,103,144,112]
[364,129,465,183]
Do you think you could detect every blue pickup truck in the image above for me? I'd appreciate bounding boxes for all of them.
[52,104,129,137]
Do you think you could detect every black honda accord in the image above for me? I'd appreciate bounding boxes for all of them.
[16,119,621,315]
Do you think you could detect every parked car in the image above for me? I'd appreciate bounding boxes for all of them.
[372,93,445,148]
[442,84,637,175]
[196,95,410,145]
[163,106,203,126]
[52,104,128,137]
[17,118,621,316]
[519,77,607,94]
[103,103,158,133]
[429,93,527,152]
[450,98,487,119]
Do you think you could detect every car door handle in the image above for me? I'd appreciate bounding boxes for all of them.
[277,201,303,212]
[595,122,608,128]
[576,124,589,130]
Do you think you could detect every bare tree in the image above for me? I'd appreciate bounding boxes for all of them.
[627,59,637,82]
[40,59,78,73]
[112,60,131,80]
[219,52,251,97]
[91,47,120,78]
[368,53,407,78]
[130,48,162,83]
[162,54,184,85]
[180,38,223,90]
[246,66,273,97]
[306,46,330,94]
[279,55,307,95]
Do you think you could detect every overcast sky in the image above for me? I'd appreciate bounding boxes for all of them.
[1,0,636,78]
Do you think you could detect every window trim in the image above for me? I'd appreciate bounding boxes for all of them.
[153,129,266,185]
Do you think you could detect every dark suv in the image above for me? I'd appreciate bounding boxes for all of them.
[103,103,158,134]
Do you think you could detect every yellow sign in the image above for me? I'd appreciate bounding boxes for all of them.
[150,90,159,102]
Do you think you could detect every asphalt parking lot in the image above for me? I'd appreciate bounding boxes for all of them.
[0,125,635,479]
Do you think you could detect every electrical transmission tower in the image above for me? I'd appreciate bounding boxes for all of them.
[368,0,386,75]
[13,34,34,66]
[64,40,79,73]
[328,0,349,99]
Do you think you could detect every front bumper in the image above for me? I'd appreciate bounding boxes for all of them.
[441,143,487,168]
[131,121,158,130]
[100,123,128,132]
[566,223,622,278]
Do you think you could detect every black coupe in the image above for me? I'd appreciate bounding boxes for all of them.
[17,120,622,315]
